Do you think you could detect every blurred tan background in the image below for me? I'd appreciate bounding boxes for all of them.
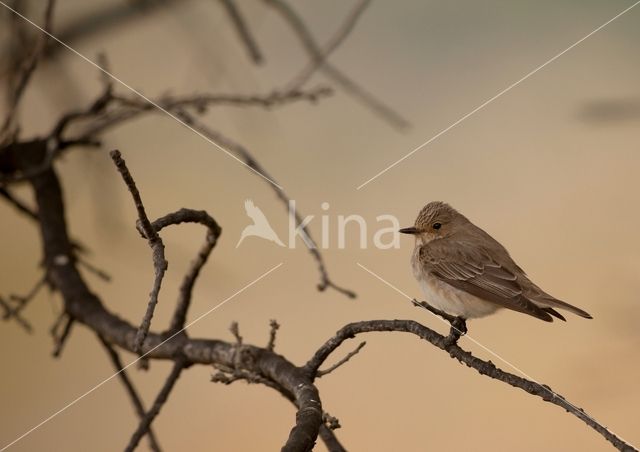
[1,0,639,450]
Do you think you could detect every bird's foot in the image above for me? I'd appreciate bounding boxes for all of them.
[451,316,467,336]
[443,317,467,347]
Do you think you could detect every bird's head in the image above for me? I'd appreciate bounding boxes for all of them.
[399,201,467,244]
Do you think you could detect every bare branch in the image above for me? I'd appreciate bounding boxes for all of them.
[124,357,187,452]
[51,313,74,358]
[1,0,56,139]
[4,274,47,321]
[109,149,167,353]
[303,320,635,451]
[263,0,410,130]
[0,296,32,333]
[98,336,161,452]
[175,111,356,298]
[285,0,371,90]
[411,298,467,346]
[219,0,264,64]
[144,208,221,334]
[317,341,366,377]
[0,187,38,220]
[266,319,280,351]
[77,257,112,282]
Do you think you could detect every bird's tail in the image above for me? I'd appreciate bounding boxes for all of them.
[534,295,593,319]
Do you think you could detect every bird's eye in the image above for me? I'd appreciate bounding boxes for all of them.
[432,223,442,230]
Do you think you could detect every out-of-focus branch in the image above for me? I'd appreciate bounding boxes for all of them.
[218,0,264,64]
[176,111,356,298]
[110,149,167,353]
[263,0,410,130]
[0,296,32,332]
[98,336,162,452]
[1,0,56,138]
[285,0,371,90]
[51,313,74,357]
[0,187,38,220]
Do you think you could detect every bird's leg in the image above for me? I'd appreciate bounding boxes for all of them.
[411,299,467,346]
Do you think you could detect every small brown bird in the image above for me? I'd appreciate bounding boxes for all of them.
[400,202,592,322]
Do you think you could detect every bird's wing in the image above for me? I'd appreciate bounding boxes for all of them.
[419,240,555,321]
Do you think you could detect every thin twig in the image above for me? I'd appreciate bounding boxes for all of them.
[77,257,112,282]
[317,341,366,377]
[143,208,221,334]
[98,336,162,452]
[175,111,356,298]
[219,0,264,64]
[263,0,410,130]
[266,319,280,351]
[0,0,56,138]
[230,321,243,345]
[6,274,47,318]
[0,187,38,220]
[124,357,187,452]
[109,150,168,353]
[0,296,32,333]
[285,0,371,89]
[51,314,74,358]
[303,319,636,452]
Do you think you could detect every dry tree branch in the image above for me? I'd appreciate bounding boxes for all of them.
[316,341,366,377]
[175,111,356,298]
[5,137,636,450]
[266,319,280,351]
[109,149,168,353]
[285,0,371,90]
[0,0,56,138]
[303,320,637,452]
[218,0,264,64]
[263,0,410,130]
[145,208,222,335]
[0,296,32,333]
[125,357,188,452]
[98,336,162,452]
[0,186,38,220]
[51,313,74,357]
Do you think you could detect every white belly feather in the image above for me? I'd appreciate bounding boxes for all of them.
[416,273,500,319]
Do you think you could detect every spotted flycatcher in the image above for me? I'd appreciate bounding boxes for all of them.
[400,202,592,322]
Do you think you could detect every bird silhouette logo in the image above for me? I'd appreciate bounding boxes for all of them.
[236,199,285,248]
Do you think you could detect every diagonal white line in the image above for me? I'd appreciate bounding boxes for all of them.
[356,0,640,190]
[356,262,637,448]
[0,1,283,190]
[0,263,283,452]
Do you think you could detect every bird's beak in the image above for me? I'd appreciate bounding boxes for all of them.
[399,227,419,235]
